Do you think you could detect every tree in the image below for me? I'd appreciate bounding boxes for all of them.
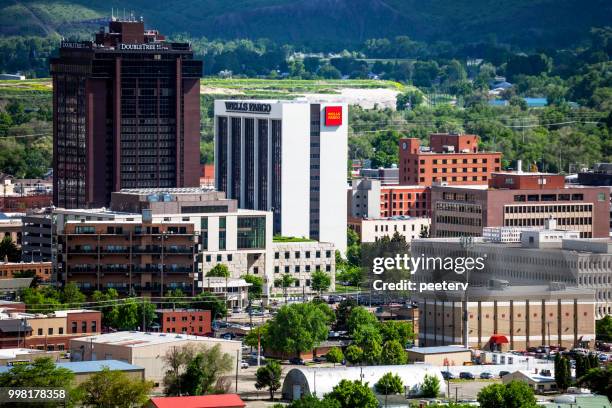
[596,315,612,342]
[324,379,378,408]
[76,367,153,408]
[255,360,282,400]
[344,345,363,365]
[0,235,20,262]
[21,286,61,313]
[279,394,340,408]
[191,291,227,318]
[266,303,330,356]
[577,365,612,399]
[334,298,357,331]
[0,357,76,406]
[326,347,344,366]
[180,344,233,395]
[244,323,269,349]
[380,340,407,364]
[347,306,378,334]
[92,288,118,326]
[61,282,86,307]
[318,64,342,79]
[206,263,230,278]
[311,271,331,295]
[477,381,537,408]
[106,298,156,330]
[242,274,263,300]
[420,374,440,398]
[274,274,295,304]
[554,353,571,391]
[378,321,414,347]
[375,372,403,394]
[352,324,383,364]
[396,90,424,110]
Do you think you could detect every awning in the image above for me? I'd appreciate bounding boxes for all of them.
[489,334,509,344]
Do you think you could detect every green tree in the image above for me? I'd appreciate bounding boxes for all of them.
[191,291,227,318]
[206,263,230,277]
[353,325,382,364]
[180,344,233,395]
[326,347,344,366]
[596,315,612,342]
[61,282,86,307]
[255,360,282,400]
[324,379,378,408]
[274,273,295,304]
[0,235,20,262]
[420,374,440,398]
[375,372,403,394]
[554,353,571,391]
[344,344,363,365]
[347,306,378,334]
[396,89,424,110]
[279,395,340,408]
[334,298,358,331]
[244,324,269,349]
[92,288,119,326]
[577,365,612,399]
[380,340,407,364]
[242,274,264,300]
[21,286,62,313]
[378,321,414,346]
[318,64,342,79]
[76,367,153,408]
[106,298,156,330]
[477,381,537,408]
[0,357,77,407]
[266,303,330,356]
[311,270,331,295]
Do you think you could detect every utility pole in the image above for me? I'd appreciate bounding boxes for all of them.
[235,349,239,393]
[142,298,146,332]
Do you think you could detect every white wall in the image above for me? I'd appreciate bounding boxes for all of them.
[318,103,348,254]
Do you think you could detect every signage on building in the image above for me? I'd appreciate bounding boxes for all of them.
[61,41,92,49]
[325,106,343,126]
[119,43,168,51]
[224,102,272,114]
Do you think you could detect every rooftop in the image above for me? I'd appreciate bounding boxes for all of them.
[71,331,240,347]
[118,187,215,195]
[148,394,246,408]
[0,360,143,375]
[406,346,471,355]
[0,348,50,358]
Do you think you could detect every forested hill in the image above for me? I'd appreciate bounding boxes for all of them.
[1,0,611,48]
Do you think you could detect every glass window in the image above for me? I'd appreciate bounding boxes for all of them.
[237,217,266,249]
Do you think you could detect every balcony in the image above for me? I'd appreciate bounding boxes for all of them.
[164,246,193,254]
[68,248,98,254]
[101,247,130,254]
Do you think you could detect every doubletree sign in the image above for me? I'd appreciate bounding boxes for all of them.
[325,106,342,126]
[225,102,272,114]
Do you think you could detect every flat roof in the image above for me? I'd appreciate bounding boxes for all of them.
[0,360,143,374]
[407,346,471,355]
[117,187,215,194]
[0,348,49,358]
[71,331,240,347]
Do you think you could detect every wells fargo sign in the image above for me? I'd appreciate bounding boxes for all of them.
[324,106,342,126]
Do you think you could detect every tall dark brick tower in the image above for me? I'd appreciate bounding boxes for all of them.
[51,18,202,208]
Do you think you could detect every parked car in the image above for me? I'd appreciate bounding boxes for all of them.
[459,372,475,380]
[289,357,305,365]
[313,356,327,363]
[441,371,455,380]
[222,333,235,340]
[499,371,510,378]
[479,372,493,379]
[240,361,249,369]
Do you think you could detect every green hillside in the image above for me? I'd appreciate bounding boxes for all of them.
[0,0,609,47]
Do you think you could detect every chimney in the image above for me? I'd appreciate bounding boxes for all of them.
[517,160,523,173]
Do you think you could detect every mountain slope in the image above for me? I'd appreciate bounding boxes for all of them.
[0,0,610,47]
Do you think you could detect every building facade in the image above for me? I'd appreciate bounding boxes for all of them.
[417,284,596,350]
[156,309,212,335]
[348,216,430,243]
[50,18,202,208]
[0,261,52,281]
[399,133,502,186]
[214,100,348,253]
[21,213,53,262]
[348,179,430,219]
[431,173,610,238]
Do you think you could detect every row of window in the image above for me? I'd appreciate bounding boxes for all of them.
[274,250,332,260]
[274,265,332,273]
[34,321,97,336]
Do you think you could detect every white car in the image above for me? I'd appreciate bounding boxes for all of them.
[240,362,249,369]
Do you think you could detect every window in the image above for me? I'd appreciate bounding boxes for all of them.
[92,321,97,332]
[71,322,77,334]
[295,266,300,273]
[325,251,331,258]
[274,266,280,273]
[48,328,53,335]
[59,327,63,335]
[295,251,300,259]
[82,321,87,332]
[38,328,43,335]
[275,252,279,259]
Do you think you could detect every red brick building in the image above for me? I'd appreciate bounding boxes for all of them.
[0,261,52,281]
[380,185,431,217]
[399,133,502,186]
[431,172,610,238]
[0,194,52,212]
[157,309,212,336]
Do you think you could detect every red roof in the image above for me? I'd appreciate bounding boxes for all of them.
[489,334,509,344]
[148,395,246,408]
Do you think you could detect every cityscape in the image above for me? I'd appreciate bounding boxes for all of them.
[0,3,611,408]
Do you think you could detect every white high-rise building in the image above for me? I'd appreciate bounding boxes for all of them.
[214,100,347,253]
